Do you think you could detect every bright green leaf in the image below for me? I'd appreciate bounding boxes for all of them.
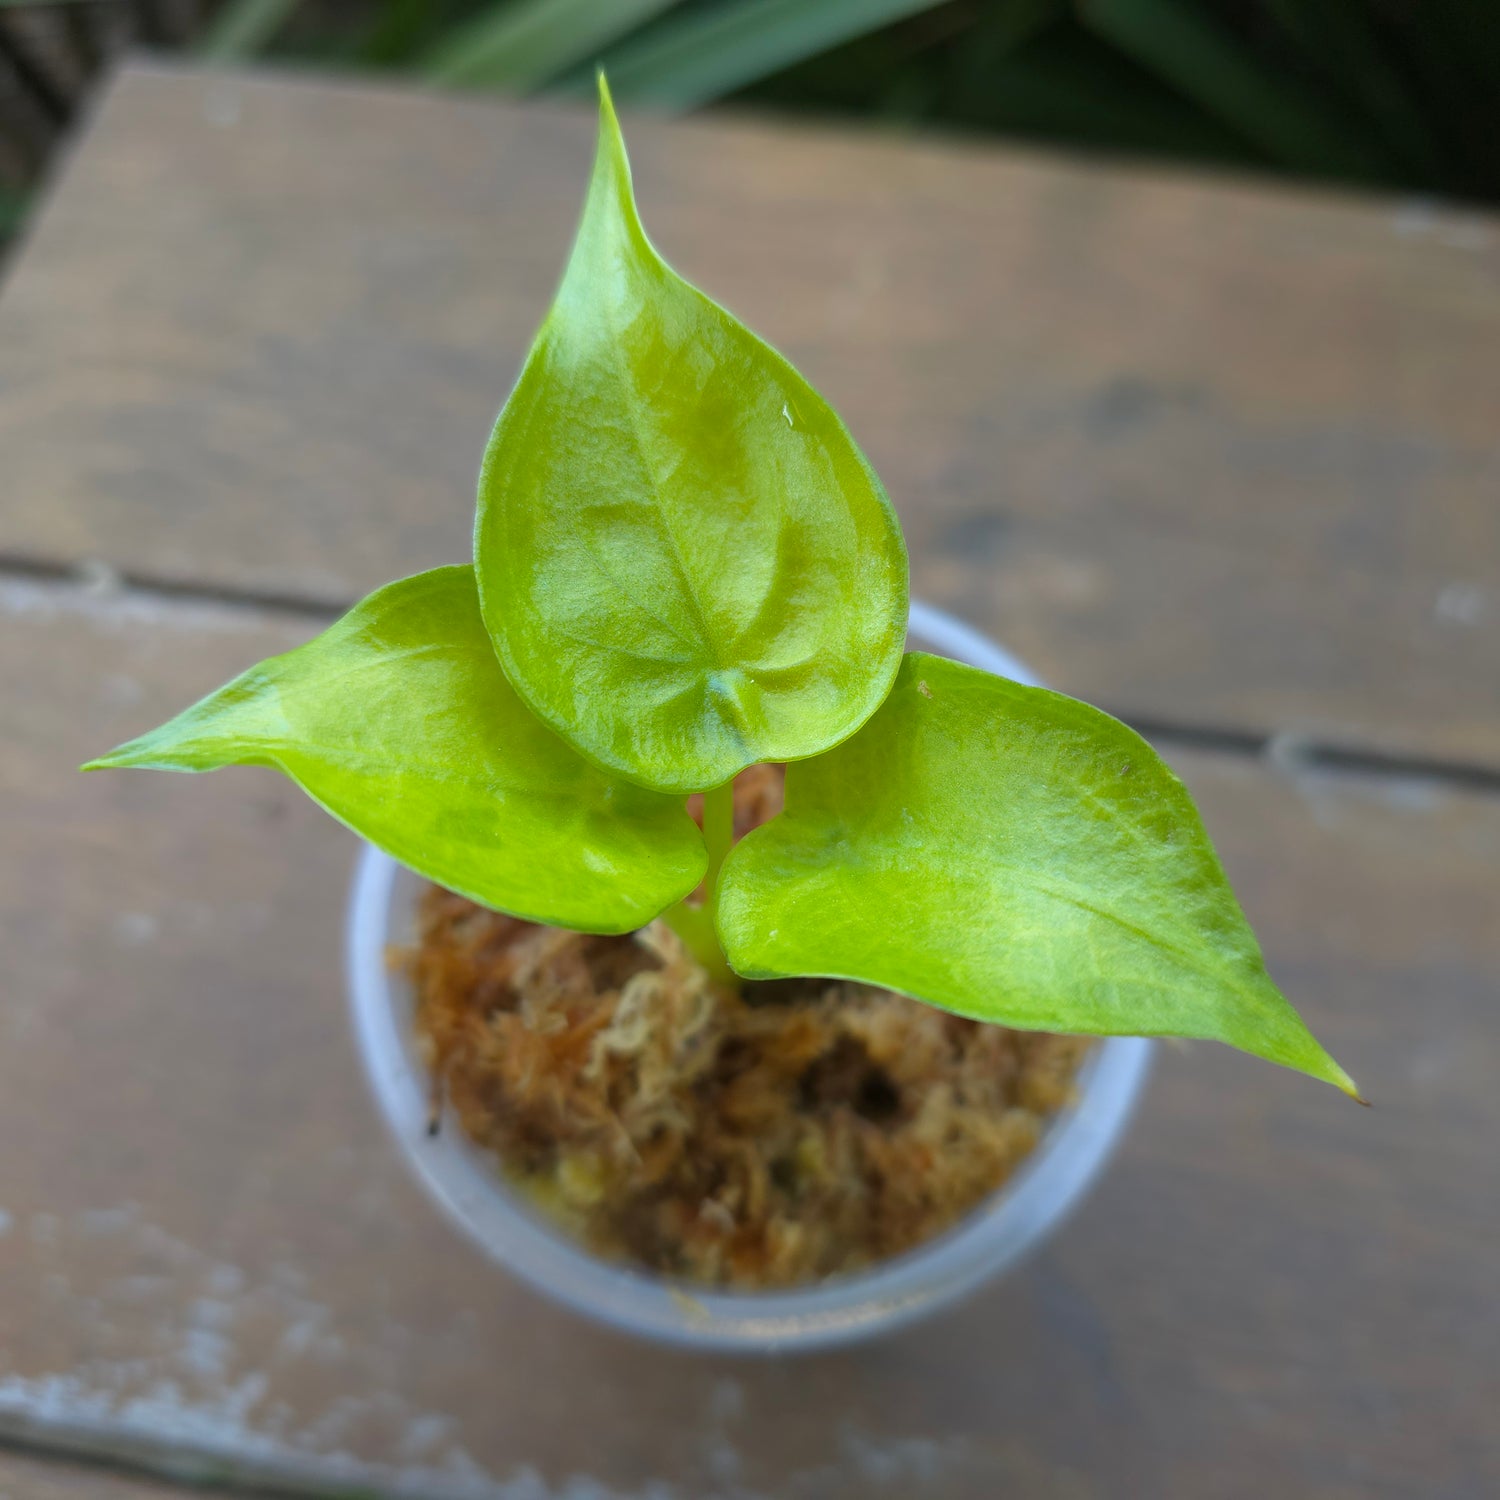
[84,566,706,933]
[718,653,1358,1096]
[474,79,908,795]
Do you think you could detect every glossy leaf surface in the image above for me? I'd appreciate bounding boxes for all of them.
[718,653,1356,1094]
[84,567,706,932]
[474,81,908,794]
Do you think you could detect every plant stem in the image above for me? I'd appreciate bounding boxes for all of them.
[663,776,738,990]
[700,776,735,897]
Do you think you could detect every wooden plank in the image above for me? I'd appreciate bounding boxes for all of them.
[1,579,1495,1497]
[0,1451,191,1500]
[0,64,1497,766]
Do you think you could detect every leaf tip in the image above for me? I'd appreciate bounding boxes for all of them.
[595,70,624,162]
[1313,1049,1365,1104]
[582,66,636,237]
[80,742,140,772]
[76,725,210,775]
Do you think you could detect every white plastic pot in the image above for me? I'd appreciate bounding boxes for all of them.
[346,602,1152,1353]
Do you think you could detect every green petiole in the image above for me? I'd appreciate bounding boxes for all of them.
[663,776,738,990]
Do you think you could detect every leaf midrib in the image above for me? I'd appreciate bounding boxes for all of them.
[591,243,726,671]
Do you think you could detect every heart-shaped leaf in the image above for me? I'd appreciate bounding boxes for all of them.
[474,80,908,794]
[717,653,1357,1095]
[84,566,706,932]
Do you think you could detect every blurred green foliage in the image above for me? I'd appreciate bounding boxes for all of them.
[198,0,1497,201]
[0,0,1488,213]
[0,182,28,234]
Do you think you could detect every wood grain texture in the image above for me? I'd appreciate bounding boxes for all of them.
[0,64,1497,765]
[1,579,1494,1498]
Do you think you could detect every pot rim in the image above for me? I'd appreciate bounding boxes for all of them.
[346,601,1153,1353]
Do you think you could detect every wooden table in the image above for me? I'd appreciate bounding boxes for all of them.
[1,60,1496,1500]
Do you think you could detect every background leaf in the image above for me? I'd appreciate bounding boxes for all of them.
[85,566,706,933]
[10,2,1500,211]
[1077,0,1396,180]
[474,83,909,795]
[0,184,28,240]
[587,0,952,111]
[422,0,684,92]
[718,653,1357,1094]
[197,0,300,60]
[946,23,1267,165]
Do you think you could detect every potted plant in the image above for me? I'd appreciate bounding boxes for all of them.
[86,81,1357,1351]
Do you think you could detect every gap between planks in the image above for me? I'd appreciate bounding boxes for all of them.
[6,550,1498,798]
